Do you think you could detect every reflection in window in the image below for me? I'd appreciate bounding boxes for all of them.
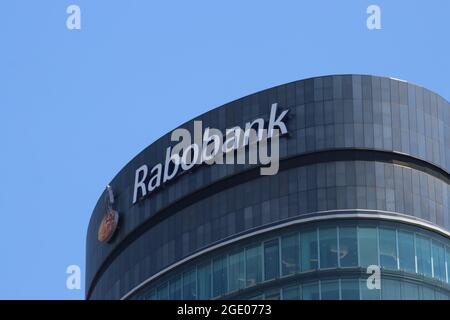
[245,245,262,287]
[339,227,358,267]
[264,240,280,281]
[183,269,197,299]
[301,230,318,271]
[358,227,378,266]
[302,281,320,300]
[197,262,211,300]
[212,256,228,297]
[381,278,401,300]
[398,231,415,273]
[229,250,245,292]
[401,281,419,300]
[281,234,299,276]
[416,235,432,277]
[379,228,398,269]
[319,228,338,269]
[321,280,340,300]
[432,242,446,282]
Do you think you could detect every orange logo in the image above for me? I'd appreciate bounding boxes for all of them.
[98,185,119,243]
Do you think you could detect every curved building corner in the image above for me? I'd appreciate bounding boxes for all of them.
[86,75,450,300]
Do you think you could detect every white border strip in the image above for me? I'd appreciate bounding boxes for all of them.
[120,209,450,300]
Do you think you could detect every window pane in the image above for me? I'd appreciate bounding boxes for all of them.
[358,227,378,266]
[319,228,338,269]
[432,241,446,281]
[401,281,419,300]
[157,283,169,300]
[341,279,359,300]
[359,279,380,300]
[302,281,320,300]
[183,269,197,299]
[229,250,245,292]
[381,278,401,300]
[169,276,182,300]
[282,285,300,300]
[321,280,340,300]
[379,228,398,269]
[447,247,450,283]
[264,240,280,281]
[197,262,211,300]
[339,227,358,267]
[212,256,228,297]
[301,230,318,271]
[416,235,432,277]
[281,233,300,276]
[246,245,262,287]
[265,289,280,300]
[421,286,435,300]
[398,231,415,273]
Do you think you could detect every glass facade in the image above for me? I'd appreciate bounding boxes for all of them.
[132,220,450,300]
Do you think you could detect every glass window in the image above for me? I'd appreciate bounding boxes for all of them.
[212,256,228,297]
[358,227,378,266]
[157,283,169,300]
[447,247,450,283]
[416,235,432,277]
[197,262,211,300]
[341,279,359,300]
[281,233,300,276]
[321,280,340,300]
[302,281,320,300]
[301,229,318,271]
[183,269,197,299]
[359,279,380,300]
[401,281,419,300]
[319,227,338,269]
[169,276,182,300]
[245,245,262,287]
[432,241,446,282]
[339,227,358,267]
[381,278,401,300]
[421,286,435,300]
[229,250,245,292]
[282,285,300,300]
[264,239,280,281]
[265,289,280,300]
[379,228,398,269]
[398,231,415,273]
[145,288,156,300]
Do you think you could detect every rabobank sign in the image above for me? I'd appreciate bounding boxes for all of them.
[132,103,289,205]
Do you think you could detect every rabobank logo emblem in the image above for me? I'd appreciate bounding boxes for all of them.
[98,185,119,243]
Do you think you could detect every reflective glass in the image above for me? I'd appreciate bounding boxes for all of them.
[212,256,228,297]
[302,281,320,300]
[264,240,280,281]
[416,235,432,277]
[398,231,415,273]
[301,230,318,271]
[169,276,182,300]
[281,234,300,276]
[229,250,245,292]
[319,228,338,268]
[183,269,197,299]
[379,228,398,269]
[339,227,358,267]
[358,227,378,266]
[341,279,359,300]
[321,280,340,300]
[197,262,211,300]
[432,242,446,282]
[245,245,262,287]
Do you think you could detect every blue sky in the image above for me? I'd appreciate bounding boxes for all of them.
[0,0,449,299]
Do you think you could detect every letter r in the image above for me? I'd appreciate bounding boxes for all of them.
[133,165,148,204]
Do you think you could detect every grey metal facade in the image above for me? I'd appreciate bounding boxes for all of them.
[86,75,450,300]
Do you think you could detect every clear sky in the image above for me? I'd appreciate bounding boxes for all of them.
[0,0,449,300]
